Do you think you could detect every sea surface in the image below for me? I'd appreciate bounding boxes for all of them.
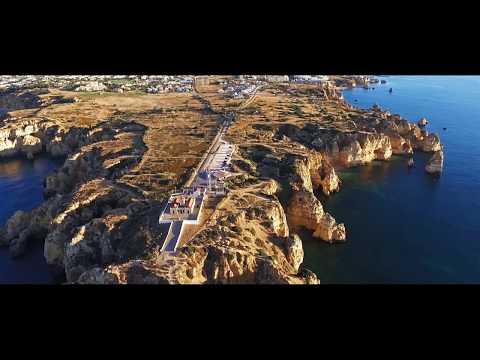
[302,76,480,283]
[0,155,62,284]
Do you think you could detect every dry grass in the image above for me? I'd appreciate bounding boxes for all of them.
[7,88,222,197]
[225,84,359,151]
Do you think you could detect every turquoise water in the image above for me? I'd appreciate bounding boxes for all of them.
[303,76,480,284]
[0,155,62,284]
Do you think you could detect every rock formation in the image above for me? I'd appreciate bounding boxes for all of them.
[20,134,42,159]
[425,150,444,175]
[79,179,319,285]
[418,117,428,127]
[287,191,346,243]
[336,133,392,166]
[388,132,414,155]
[419,133,442,152]
[0,118,90,160]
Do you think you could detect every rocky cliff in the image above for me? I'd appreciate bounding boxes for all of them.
[0,112,152,281]
[279,153,346,243]
[425,150,444,175]
[78,179,319,284]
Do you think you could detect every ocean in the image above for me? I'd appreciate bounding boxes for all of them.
[0,155,62,284]
[302,76,480,283]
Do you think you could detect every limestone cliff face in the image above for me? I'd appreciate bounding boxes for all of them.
[42,179,149,281]
[287,190,346,243]
[313,212,346,241]
[316,160,341,196]
[282,153,345,244]
[0,120,50,158]
[43,121,146,198]
[284,234,304,272]
[388,132,414,155]
[381,116,441,153]
[0,112,141,164]
[298,110,442,168]
[333,133,392,167]
[286,155,314,193]
[425,150,444,175]
[0,195,63,257]
[0,117,149,282]
[418,132,442,152]
[307,153,341,196]
[20,134,43,159]
[0,118,90,160]
[285,153,341,196]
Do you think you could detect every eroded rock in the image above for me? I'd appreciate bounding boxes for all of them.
[425,150,444,175]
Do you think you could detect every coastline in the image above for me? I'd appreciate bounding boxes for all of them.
[0,77,448,284]
[0,154,62,283]
[304,76,480,283]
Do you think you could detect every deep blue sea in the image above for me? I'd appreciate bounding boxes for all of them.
[0,155,62,284]
[303,76,480,283]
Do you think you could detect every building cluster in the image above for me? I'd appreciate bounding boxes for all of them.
[234,75,289,83]
[169,194,196,216]
[221,82,257,99]
[290,75,330,83]
[0,75,194,94]
[160,187,206,222]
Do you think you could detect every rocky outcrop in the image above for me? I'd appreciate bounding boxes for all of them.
[63,177,309,284]
[336,133,392,166]
[0,120,48,158]
[284,234,304,272]
[378,115,441,153]
[287,190,346,243]
[425,150,444,175]
[285,153,341,196]
[0,118,90,160]
[0,195,63,258]
[313,212,346,241]
[20,134,42,159]
[43,121,146,198]
[418,117,428,127]
[274,153,345,244]
[78,180,319,285]
[0,118,148,280]
[418,132,442,152]
[259,178,279,196]
[388,132,414,155]
[0,210,31,247]
[78,261,170,284]
[43,179,148,281]
[310,157,341,196]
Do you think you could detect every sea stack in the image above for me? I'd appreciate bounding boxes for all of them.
[425,150,444,175]
[418,117,428,127]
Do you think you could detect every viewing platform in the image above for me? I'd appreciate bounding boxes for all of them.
[159,187,206,225]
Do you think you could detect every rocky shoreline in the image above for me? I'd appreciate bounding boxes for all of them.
[0,80,444,284]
